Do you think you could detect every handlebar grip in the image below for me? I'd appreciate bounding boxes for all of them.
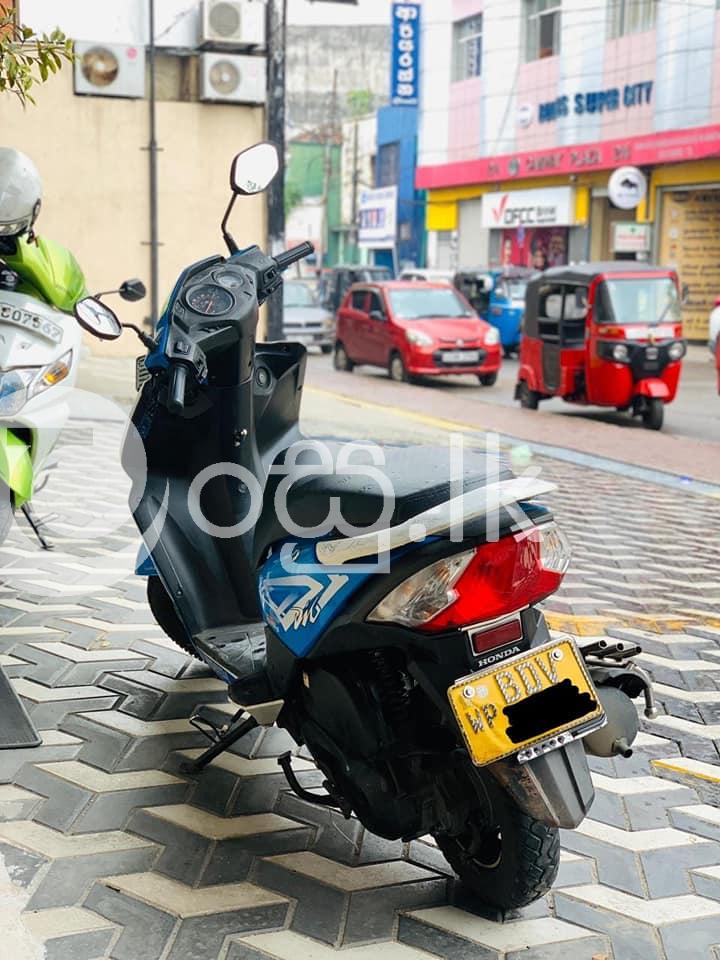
[274,242,315,272]
[167,363,188,414]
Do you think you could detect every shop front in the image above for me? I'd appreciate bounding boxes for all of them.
[418,126,720,340]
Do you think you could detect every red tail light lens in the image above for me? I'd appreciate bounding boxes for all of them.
[424,523,569,632]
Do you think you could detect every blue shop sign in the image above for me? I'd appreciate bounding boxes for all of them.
[539,81,653,123]
[391,2,421,106]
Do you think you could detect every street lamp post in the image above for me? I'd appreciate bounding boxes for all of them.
[147,0,160,330]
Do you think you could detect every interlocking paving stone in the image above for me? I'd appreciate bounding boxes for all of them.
[693,866,720,902]
[231,930,438,960]
[0,819,159,908]
[0,730,83,782]
[555,884,720,960]
[172,748,321,816]
[252,851,447,946]
[653,757,720,805]
[19,759,190,832]
[590,772,697,829]
[0,783,43,821]
[561,819,720,897]
[127,803,314,884]
[670,805,720,843]
[21,907,117,960]
[398,907,610,960]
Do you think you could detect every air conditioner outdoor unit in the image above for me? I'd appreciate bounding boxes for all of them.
[73,41,146,99]
[199,53,267,104]
[200,0,266,50]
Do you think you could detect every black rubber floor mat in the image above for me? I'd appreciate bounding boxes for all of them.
[0,666,41,749]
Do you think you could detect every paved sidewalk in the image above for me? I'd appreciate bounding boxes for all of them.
[0,413,719,959]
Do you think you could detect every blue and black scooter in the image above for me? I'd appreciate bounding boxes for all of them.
[73,143,654,912]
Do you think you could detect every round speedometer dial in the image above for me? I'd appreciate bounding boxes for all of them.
[185,283,234,316]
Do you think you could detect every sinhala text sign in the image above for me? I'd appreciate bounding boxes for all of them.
[358,186,398,248]
[391,2,420,106]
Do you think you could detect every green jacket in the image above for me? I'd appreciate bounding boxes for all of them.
[2,235,88,314]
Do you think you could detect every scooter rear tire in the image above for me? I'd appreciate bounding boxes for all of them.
[434,776,560,910]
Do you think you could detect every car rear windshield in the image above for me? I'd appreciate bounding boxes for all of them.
[389,288,473,319]
[498,278,529,302]
[599,277,680,325]
[284,282,317,308]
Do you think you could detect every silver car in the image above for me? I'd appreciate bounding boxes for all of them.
[283,280,334,353]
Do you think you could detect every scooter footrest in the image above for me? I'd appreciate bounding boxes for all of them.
[193,623,269,688]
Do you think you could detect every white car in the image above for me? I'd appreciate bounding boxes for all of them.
[709,297,720,354]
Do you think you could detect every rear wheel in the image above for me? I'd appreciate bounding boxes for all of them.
[434,776,560,911]
[333,342,354,372]
[389,351,408,383]
[642,397,664,430]
[478,372,498,387]
[320,344,333,355]
[518,381,540,410]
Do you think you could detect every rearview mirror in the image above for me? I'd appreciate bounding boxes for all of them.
[74,297,122,340]
[231,142,280,195]
[369,309,385,322]
[119,278,147,302]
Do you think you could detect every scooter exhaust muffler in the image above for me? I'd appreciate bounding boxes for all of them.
[583,685,640,758]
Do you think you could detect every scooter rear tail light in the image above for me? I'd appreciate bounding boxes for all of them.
[367,522,570,633]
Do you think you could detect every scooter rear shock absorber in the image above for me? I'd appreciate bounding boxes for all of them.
[369,650,411,723]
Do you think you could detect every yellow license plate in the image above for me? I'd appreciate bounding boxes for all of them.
[448,637,603,767]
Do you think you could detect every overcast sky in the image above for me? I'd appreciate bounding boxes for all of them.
[287,0,393,26]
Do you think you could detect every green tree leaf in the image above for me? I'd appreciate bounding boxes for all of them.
[0,14,73,107]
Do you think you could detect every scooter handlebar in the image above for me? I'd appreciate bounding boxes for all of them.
[167,363,188,414]
[273,242,315,273]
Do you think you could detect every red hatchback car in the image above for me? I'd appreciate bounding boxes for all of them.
[333,281,502,384]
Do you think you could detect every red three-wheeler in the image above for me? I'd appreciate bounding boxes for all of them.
[515,263,686,430]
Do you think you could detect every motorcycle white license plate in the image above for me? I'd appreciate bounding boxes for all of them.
[0,301,63,344]
[442,350,479,364]
[447,637,603,766]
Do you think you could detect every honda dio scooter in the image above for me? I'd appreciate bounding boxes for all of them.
[74,143,655,911]
[0,259,145,547]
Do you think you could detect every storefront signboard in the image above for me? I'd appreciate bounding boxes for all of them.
[391,3,420,106]
[538,82,653,123]
[417,124,720,190]
[612,222,651,253]
[658,189,720,341]
[358,186,398,247]
[482,187,574,229]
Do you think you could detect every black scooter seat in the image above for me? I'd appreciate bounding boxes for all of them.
[254,442,512,560]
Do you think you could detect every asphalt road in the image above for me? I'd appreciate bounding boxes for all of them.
[305,344,719,445]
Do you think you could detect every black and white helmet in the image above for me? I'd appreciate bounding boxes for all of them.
[0,148,42,239]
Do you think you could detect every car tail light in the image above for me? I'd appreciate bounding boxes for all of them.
[367,522,570,634]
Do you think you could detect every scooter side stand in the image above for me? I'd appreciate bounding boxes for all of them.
[180,709,259,774]
[20,503,55,550]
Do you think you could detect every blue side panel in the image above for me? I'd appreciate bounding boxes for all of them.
[135,543,157,577]
[257,541,375,657]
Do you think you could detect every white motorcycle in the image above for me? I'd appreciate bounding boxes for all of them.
[0,267,145,547]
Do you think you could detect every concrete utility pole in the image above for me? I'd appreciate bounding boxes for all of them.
[147,0,160,329]
[319,68,339,271]
[265,0,287,341]
[350,119,360,260]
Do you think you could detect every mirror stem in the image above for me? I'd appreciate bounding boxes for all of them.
[122,323,156,350]
[221,194,239,255]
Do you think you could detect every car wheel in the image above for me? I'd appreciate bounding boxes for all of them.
[478,372,498,387]
[320,344,333,355]
[389,352,408,382]
[518,381,540,410]
[334,342,354,372]
[641,397,664,430]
